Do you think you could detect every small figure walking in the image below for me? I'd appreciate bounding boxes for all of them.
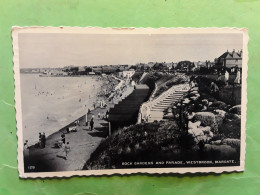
[90,118,94,130]
[61,133,65,144]
[106,110,109,119]
[24,140,29,149]
[64,142,71,160]
[38,133,42,148]
[42,133,46,148]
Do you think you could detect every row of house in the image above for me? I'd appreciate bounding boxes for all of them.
[133,49,242,72]
[175,49,243,72]
[56,49,243,75]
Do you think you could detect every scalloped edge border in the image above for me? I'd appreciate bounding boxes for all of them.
[12,26,248,178]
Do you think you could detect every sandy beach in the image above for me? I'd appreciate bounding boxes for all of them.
[20,74,108,145]
[24,74,133,172]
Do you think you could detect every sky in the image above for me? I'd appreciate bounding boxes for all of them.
[18,33,243,68]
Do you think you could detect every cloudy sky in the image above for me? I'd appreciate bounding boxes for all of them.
[18,33,243,68]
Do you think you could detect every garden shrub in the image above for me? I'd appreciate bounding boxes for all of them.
[209,100,228,110]
[193,112,218,133]
[218,119,241,139]
[229,105,241,115]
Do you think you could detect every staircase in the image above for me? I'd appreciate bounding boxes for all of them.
[139,84,189,123]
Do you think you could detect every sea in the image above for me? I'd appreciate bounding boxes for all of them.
[20,74,104,145]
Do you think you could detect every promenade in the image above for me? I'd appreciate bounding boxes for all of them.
[25,108,108,172]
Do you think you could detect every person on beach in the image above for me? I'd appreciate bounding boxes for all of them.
[66,127,70,134]
[39,133,42,148]
[64,142,71,160]
[24,140,29,149]
[90,118,94,130]
[24,140,30,164]
[76,120,80,131]
[42,133,46,148]
[61,133,65,145]
[85,110,88,127]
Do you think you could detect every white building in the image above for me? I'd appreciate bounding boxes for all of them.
[122,69,135,78]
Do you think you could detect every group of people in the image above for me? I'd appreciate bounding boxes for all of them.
[57,133,71,160]
[96,76,119,98]
[108,82,129,104]
[34,90,55,97]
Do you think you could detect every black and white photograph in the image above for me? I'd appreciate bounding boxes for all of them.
[12,27,247,177]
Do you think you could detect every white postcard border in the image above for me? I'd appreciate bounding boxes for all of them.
[12,27,248,178]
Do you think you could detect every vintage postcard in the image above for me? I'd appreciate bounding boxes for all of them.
[12,27,248,178]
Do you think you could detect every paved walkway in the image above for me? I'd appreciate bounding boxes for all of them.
[26,108,109,172]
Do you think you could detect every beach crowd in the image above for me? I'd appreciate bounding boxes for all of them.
[25,74,133,161]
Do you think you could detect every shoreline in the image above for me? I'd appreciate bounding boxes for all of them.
[23,74,130,172]
[22,73,118,145]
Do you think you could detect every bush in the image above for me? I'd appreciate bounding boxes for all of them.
[209,101,228,110]
[165,77,186,87]
[225,113,241,121]
[84,121,189,169]
[218,119,241,139]
[229,105,241,115]
[193,112,218,133]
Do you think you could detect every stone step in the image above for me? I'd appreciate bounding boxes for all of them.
[165,94,183,98]
[149,112,164,117]
[164,96,183,100]
[152,105,171,108]
[153,105,171,109]
[167,92,184,95]
[151,108,167,112]
[148,114,163,118]
[163,99,180,103]
[159,99,178,104]
[157,103,172,106]
[161,98,179,101]
[160,99,179,104]
[157,100,173,104]
[154,105,172,108]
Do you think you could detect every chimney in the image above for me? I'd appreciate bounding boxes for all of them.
[240,49,243,56]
